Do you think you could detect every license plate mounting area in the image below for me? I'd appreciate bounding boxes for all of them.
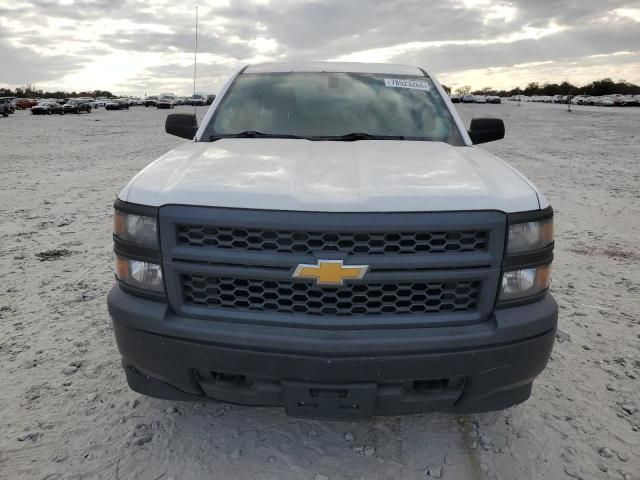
[283,381,377,420]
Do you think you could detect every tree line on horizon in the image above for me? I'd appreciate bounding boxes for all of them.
[2,77,640,100]
[0,84,115,99]
[443,78,640,97]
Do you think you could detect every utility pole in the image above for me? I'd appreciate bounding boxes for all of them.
[193,5,198,98]
[193,5,198,115]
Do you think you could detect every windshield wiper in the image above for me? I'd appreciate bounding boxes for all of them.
[210,131,419,142]
[312,132,406,141]
[209,131,306,141]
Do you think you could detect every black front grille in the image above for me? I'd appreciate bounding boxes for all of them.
[182,274,480,316]
[177,225,488,255]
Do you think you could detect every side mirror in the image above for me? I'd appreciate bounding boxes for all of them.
[468,118,505,144]
[166,113,198,139]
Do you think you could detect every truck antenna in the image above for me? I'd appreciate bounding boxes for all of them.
[193,4,198,115]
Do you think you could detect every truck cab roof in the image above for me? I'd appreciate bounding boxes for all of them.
[245,61,426,76]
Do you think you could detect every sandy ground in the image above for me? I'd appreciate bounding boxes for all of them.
[0,102,638,480]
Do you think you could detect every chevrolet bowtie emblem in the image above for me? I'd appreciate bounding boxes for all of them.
[292,260,369,286]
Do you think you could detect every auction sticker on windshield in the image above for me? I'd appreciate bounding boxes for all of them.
[384,78,431,90]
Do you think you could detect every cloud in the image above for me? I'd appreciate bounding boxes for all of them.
[98,30,252,58]
[508,0,637,25]
[0,0,638,95]
[0,37,89,84]
[20,0,131,20]
[208,0,502,58]
[393,17,640,77]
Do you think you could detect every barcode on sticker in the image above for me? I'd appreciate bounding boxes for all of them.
[384,78,430,91]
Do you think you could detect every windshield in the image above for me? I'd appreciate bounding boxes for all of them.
[204,72,463,144]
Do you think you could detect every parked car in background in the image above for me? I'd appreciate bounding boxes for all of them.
[486,96,502,104]
[0,99,12,117]
[449,94,461,103]
[95,98,109,107]
[105,99,130,110]
[462,94,475,103]
[623,95,639,106]
[82,98,99,109]
[15,98,38,110]
[63,99,92,113]
[176,97,187,105]
[144,96,158,107]
[157,95,176,109]
[607,94,628,106]
[597,97,616,107]
[514,94,640,107]
[0,97,15,115]
[30,102,52,115]
[72,97,97,109]
[206,94,216,105]
[186,94,206,106]
[48,102,65,114]
[474,95,487,104]
[31,101,65,115]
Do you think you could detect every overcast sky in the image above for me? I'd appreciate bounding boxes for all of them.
[1,0,639,96]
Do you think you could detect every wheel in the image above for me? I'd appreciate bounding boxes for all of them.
[60,110,64,115]
[87,107,91,113]
[47,110,51,115]
[2,111,8,117]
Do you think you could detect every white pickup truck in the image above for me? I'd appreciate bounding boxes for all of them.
[108,62,557,419]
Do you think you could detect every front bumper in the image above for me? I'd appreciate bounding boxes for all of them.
[108,285,557,418]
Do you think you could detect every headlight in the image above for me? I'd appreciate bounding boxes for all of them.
[499,265,551,301]
[113,211,158,247]
[507,218,553,254]
[115,254,164,293]
[113,200,163,299]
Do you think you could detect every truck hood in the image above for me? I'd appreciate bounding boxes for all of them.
[121,139,542,212]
